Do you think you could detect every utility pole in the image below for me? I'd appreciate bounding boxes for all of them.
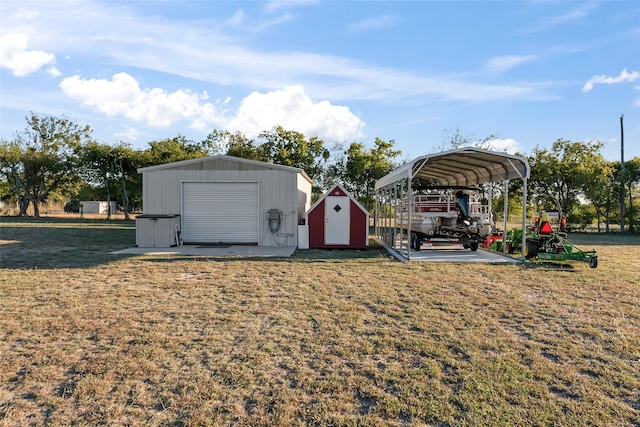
[620,114,625,232]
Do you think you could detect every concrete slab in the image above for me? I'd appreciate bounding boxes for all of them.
[407,247,521,263]
[378,238,522,264]
[112,245,296,258]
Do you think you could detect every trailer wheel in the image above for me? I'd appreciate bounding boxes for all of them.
[470,241,479,251]
[411,233,421,251]
[589,256,598,269]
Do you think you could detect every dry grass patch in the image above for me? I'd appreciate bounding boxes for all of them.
[0,218,639,426]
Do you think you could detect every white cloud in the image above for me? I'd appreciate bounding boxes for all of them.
[10,7,41,20]
[0,32,55,76]
[226,9,246,26]
[224,85,365,142]
[59,72,224,127]
[47,66,62,77]
[582,68,639,92]
[253,13,295,32]
[348,15,400,32]
[264,0,318,13]
[115,126,141,141]
[480,138,521,154]
[525,2,599,33]
[59,73,364,142]
[486,55,537,73]
[0,1,544,105]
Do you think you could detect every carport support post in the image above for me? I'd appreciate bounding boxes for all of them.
[407,173,412,261]
[382,187,387,245]
[488,185,493,232]
[521,177,528,262]
[393,182,399,250]
[503,180,509,254]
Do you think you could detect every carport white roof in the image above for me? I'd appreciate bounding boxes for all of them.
[375,147,530,189]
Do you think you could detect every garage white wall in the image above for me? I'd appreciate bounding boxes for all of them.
[140,157,310,247]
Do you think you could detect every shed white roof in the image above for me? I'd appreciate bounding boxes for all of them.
[375,147,530,190]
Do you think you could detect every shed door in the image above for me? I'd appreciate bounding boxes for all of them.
[325,196,350,245]
[182,182,259,243]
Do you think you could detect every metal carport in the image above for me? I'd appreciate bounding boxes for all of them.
[374,147,530,261]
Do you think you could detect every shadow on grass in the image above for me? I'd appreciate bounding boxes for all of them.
[0,218,137,269]
[555,232,640,246]
[140,245,391,265]
[4,216,632,270]
[0,218,391,269]
[291,243,390,262]
[522,261,580,272]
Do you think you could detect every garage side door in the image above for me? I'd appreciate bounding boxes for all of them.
[182,182,259,243]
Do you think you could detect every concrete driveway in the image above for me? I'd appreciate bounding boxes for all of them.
[381,238,522,264]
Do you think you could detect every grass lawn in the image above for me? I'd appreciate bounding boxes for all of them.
[1,217,639,426]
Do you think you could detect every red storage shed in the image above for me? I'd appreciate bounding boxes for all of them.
[305,183,370,249]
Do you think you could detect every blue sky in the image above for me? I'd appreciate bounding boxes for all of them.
[1,0,638,162]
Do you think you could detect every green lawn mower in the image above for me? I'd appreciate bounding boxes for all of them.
[503,211,598,268]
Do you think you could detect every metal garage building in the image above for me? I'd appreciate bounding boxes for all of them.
[374,147,530,261]
[136,155,312,247]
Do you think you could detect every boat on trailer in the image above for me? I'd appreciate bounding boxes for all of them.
[400,188,494,251]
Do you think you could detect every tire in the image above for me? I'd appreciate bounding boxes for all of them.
[411,233,421,251]
[524,239,539,259]
[506,242,514,254]
[589,256,598,269]
[470,242,479,252]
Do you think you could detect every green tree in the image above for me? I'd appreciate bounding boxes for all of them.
[620,157,640,232]
[142,135,207,166]
[221,126,330,196]
[435,127,475,151]
[582,159,617,232]
[0,158,11,208]
[528,139,606,222]
[0,114,92,217]
[435,127,507,212]
[112,143,141,220]
[215,130,262,161]
[257,126,329,185]
[201,129,244,156]
[436,127,501,152]
[79,141,140,220]
[329,138,401,211]
[79,141,116,218]
[0,139,29,214]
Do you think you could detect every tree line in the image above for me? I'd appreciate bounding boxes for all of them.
[1,113,638,232]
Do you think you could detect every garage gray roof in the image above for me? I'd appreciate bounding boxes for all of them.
[375,147,530,190]
[137,154,313,183]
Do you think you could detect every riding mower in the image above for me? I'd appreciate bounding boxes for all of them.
[503,209,598,268]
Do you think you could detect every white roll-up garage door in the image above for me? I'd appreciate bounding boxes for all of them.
[182,182,259,243]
